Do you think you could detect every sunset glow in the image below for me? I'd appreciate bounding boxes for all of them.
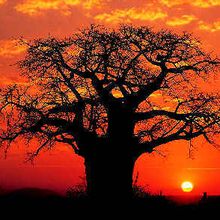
[0,0,220,196]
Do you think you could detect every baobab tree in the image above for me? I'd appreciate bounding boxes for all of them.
[0,25,219,199]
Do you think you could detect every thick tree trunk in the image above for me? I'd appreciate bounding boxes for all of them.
[81,104,137,201]
[84,149,136,201]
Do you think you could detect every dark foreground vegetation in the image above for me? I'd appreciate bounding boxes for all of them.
[0,187,219,218]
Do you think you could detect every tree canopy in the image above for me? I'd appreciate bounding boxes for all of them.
[0,25,220,160]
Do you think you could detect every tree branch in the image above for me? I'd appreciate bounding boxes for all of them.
[134,110,211,122]
[135,117,220,155]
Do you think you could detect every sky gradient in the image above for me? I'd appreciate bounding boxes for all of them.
[0,0,220,196]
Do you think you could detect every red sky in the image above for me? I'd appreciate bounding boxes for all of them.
[0,0,220,196]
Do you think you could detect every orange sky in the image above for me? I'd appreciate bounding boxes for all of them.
[0,0,220,196]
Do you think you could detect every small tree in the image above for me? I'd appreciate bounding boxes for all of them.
[0,25,219,199]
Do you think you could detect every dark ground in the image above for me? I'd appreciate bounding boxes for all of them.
[0,188,219,218]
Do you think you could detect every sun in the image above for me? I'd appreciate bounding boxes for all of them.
[181,181,194,192]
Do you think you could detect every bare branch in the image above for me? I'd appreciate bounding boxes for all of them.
[0,24,219,161]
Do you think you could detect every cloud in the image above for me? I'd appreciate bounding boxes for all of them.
[159,0,183,7]
[15,0,104,16]
[15,0,79,16]
[0,0,6,6]
[160,0,220,8]
[0,40,27,58]
[187,167,220,170]
[94,8,167,23]
[166,15,197,26]
[199,20,220,32]
[192,0,220,8]
[82,0,105,10]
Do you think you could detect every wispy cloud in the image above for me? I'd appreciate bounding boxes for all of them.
[166,15,197,26]
[193,0,220,8]
[0,40,26,58]
[82,0,105,10]
[94,7,167,23]
[187,167,220,170]
[160,0,220,8]
[15,0,104,16]
[199,20,220,32]
[0,0,6,6]
[159,0,184,7]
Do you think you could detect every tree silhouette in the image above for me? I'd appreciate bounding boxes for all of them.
[0,25,220,199]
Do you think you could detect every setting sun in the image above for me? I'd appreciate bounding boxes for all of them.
[181,181,194,193]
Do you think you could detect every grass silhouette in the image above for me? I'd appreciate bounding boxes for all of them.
[0,186,219,218]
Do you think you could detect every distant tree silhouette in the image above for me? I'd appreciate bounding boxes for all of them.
[0,25,220,200]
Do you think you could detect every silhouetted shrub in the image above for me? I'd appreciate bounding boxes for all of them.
[66,184,87,199]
